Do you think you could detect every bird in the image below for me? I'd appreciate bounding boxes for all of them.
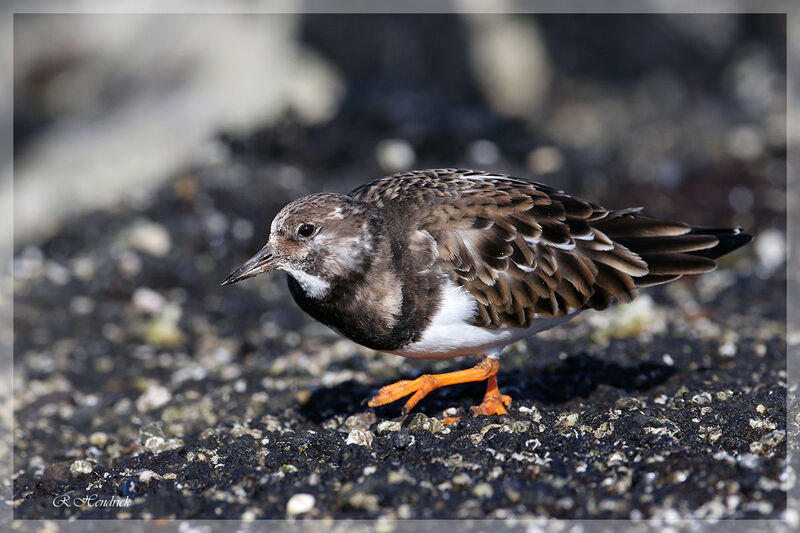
[222,168,751,419]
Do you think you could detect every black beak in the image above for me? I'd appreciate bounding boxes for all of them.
[221,244,279,286]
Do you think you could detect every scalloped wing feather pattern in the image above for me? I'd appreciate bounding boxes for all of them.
[351,169,734,330]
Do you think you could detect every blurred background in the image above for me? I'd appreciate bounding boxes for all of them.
[9,12,789,339]
[8,11,792,520]
[10,13,787,245]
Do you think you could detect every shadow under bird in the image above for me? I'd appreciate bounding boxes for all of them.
[222,169,751,419]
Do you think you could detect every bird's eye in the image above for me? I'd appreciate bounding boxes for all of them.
[296,223,316,238]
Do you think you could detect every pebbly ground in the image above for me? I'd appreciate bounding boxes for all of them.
[10,156,788,521]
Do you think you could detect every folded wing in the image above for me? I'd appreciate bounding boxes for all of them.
[351,169,750,329]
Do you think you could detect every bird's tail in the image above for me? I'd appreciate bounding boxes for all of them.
[684,226,754,259]
[597,213,752,288]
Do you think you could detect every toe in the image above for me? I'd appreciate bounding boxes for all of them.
[469,396,511,417]
[367,375,435,408]
[400,376,438,414]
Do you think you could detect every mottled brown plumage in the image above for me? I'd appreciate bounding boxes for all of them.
[351,168,748,329]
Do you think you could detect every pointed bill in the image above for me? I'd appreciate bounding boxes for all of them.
[221,244,279,286]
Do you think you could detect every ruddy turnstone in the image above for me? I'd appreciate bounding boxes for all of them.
[222,169,751,418]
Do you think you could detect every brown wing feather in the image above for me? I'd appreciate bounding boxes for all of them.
[351,169,749,329]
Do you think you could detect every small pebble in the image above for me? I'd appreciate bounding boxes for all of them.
[691,392,713,405]
[472,482,494,499]
[70,459,93,476]
[718,341,737,357]
[375,139,415,172]
[127,221,172,257]
[144,314,184,348]
[139,422,166,443]
[452,473,472,488]
[144,437,166,452]
[85,446,103,461]
[43,462,71,481]
[389,432,415,450]
[345,429,374,447]
[509,420,531,433]
[116,250,142,277]
[560,413,579,427]
[70,256,96,280]
[401,412,446,434]
[518,405,543,422]
[69,295,95,315]
[132,288,166,313]
[286,493,315,516]
[89,432,108,447]
[140,423,182,454]
[376,420,402,434]
[344,411,377,431]
[137,469,162,483]
[136,384,172,413]
[45,261,71,286]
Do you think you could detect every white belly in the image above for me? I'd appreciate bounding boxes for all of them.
[387,280,581,360]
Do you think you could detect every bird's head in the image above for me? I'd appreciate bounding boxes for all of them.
[221,193,378,299]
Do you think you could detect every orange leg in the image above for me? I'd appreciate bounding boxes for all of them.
[367,357,512,417]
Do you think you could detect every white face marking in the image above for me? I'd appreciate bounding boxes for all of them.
[312,232,372,273]
[387,279,582,359]
[282,267,331,299]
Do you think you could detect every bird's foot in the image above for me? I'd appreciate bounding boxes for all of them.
[442,391,512,425]
[367,374,441,415]
[367,357,499,415]
[469,390,512,417]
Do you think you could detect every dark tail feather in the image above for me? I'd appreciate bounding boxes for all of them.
[687,226,753,259]
[612,224,751,289]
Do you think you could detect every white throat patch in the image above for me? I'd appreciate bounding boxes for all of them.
[283,268,331,299]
